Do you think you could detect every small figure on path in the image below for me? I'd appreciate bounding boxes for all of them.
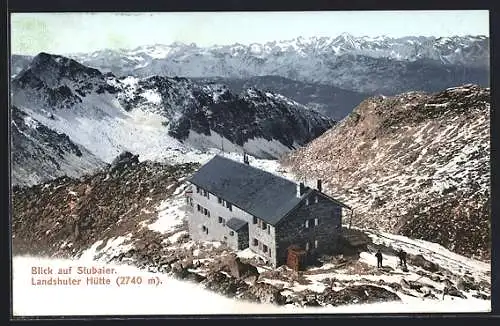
[375,249,383,268]
[397,249,408,269]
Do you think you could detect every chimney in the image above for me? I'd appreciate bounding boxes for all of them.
[297,182,305,198]
[317,179,322,192]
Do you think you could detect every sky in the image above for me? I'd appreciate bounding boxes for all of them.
[11,11,489,55]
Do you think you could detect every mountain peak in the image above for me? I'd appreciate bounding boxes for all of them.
[15,52,103,87]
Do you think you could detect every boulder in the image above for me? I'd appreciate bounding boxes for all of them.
[201,271,248,297]
[319,285,400,306]
[171,262,189,279]
[109,151,139,174]
[456,275,480,292]
[446,286,467,299]
[226,256,260,282]
[429,274,442,282]
[408,254,439,272]
[478,280,490,291]
[472,292,490,300]
[422,289,438,300]
[240,282,286,305]
[388,282,403,292]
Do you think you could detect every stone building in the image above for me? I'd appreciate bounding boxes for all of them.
[186,154,351,267]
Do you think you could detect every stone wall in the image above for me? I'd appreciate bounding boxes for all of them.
[275,190,343,266]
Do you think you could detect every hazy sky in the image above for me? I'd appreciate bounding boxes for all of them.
[11,11,489,55]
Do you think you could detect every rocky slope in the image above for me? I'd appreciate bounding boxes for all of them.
[65,34,489,94]
[12,156,199,257]
[282,84,490,261]
[10,105,106,187]
[11,53,333,185]
[12,152,490,309]
[193,76,369,120]
[112,74,334,158]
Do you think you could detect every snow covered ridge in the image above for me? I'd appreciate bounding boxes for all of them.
[67,34,489,72]
[10,53,334,183]
[49,34,490,95]
[283,84,490,260]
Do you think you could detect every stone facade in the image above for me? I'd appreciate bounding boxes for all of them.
[275,190,344,266]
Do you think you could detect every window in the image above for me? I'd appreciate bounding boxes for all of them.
[205,227,209,234]
[203,208,208,216]
[267,224,271,234]
[315,196,318,203]
[315,240,318,248]
[226,202,232,211]
[315,218,319,226]
[218,216,224,224]
[263,244,268,253]
[223,236,227,242]
[252,238,258,246]
[306,198,309,206]
[306,242,310,251]
[229,231,234,236]
[207,210,210,218]
[202,225,208,234]
[196,186,200,194]
[268,249,271,257]
[197,204,201,212]
[218,197,223,204]
[305,220,309,228]
[262,221,267,230]
[253,216,258,224]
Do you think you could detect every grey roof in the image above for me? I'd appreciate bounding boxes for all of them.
[189,155,306,225]
[189,155,351,225]
[226,217,248,231]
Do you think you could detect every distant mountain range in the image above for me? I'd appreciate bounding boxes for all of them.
[63,34,489,94]
[12,34,489,120]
